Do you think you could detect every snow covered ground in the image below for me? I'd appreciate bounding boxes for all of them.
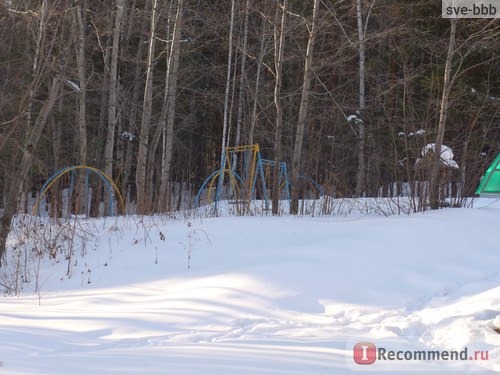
[0,199,499,374]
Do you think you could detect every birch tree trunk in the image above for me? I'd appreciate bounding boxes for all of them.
[235,0,249,149]
[218,0,235,201]
[146,1,173,205]
[95,10,114,161]
[290,0,320,215]
[122,2,150,204]
[103,0,125,179]
[248,18,268,146]
[354,0,366,197]
[216,0,236,208]
[430,19,457,210]
[89,8,114,216]
[157,0,183,212]
[136,0,157,214]
[271,0,287,215]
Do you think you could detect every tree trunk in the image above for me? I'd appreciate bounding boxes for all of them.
[73,1,87,167]
[290,0,320,214]
[49,95,63,218]
[73,0,88,214]
[157,0,183,212]
[26,0,48,129]
[215,0,236,209]
[122,2,150,205]
[354,0,366,197]
[248,17,267,146]
[89,7,114,217]
[231,0,250,180]
[99,0,124,217]
[430,19,457,210]
[146,1,174,209]
[136,0,158,214]
[0,76,60,265]
[271,0,287,215]
[103,0,125,179]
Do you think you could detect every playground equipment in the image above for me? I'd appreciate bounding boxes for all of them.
[32,166,125,217]
[261,159,291,202]
[256,160,323,201]
[194,144,323,210]
[194,144,269,210]
[299,175,324,198]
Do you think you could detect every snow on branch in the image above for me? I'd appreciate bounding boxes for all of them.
[420,143,459,169]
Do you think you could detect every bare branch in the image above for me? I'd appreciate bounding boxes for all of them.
[0,112,28,127]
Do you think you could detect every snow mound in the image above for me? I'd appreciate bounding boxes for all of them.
[1,202,499,374]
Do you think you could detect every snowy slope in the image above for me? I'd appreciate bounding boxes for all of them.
[0,199,499,374]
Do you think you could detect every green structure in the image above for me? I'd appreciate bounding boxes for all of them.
[476,154,500,196]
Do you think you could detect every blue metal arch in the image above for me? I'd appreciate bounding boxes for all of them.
[34,166,118,216]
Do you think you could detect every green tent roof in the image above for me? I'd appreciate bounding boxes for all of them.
[476,154,500,196]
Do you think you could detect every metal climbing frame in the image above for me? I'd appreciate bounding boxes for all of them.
[260,160,323,201]
[194,144,324,210]
[195,144,269,210]
[261,159,291,202]
[32,166,125,217]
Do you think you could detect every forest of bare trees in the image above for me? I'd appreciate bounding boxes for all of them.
[0,0,499,225]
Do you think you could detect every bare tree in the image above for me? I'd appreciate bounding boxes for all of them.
[157,0,184,212]
[216,0,236,208]
[354,0,377,197]
[429,19,457,209]
[72,1,87,167]
[71,0,88,214]
[248,15,269,146]
[428,19,500,208]
[121,2,150,203]
[271,0,287,215]
[136,0,158,214]
[103,0,125,179]
[0,0,61,263]
[0,76,61,264]
[233,0,250,157]
[290,0,320,215]
[145,1,173,208]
